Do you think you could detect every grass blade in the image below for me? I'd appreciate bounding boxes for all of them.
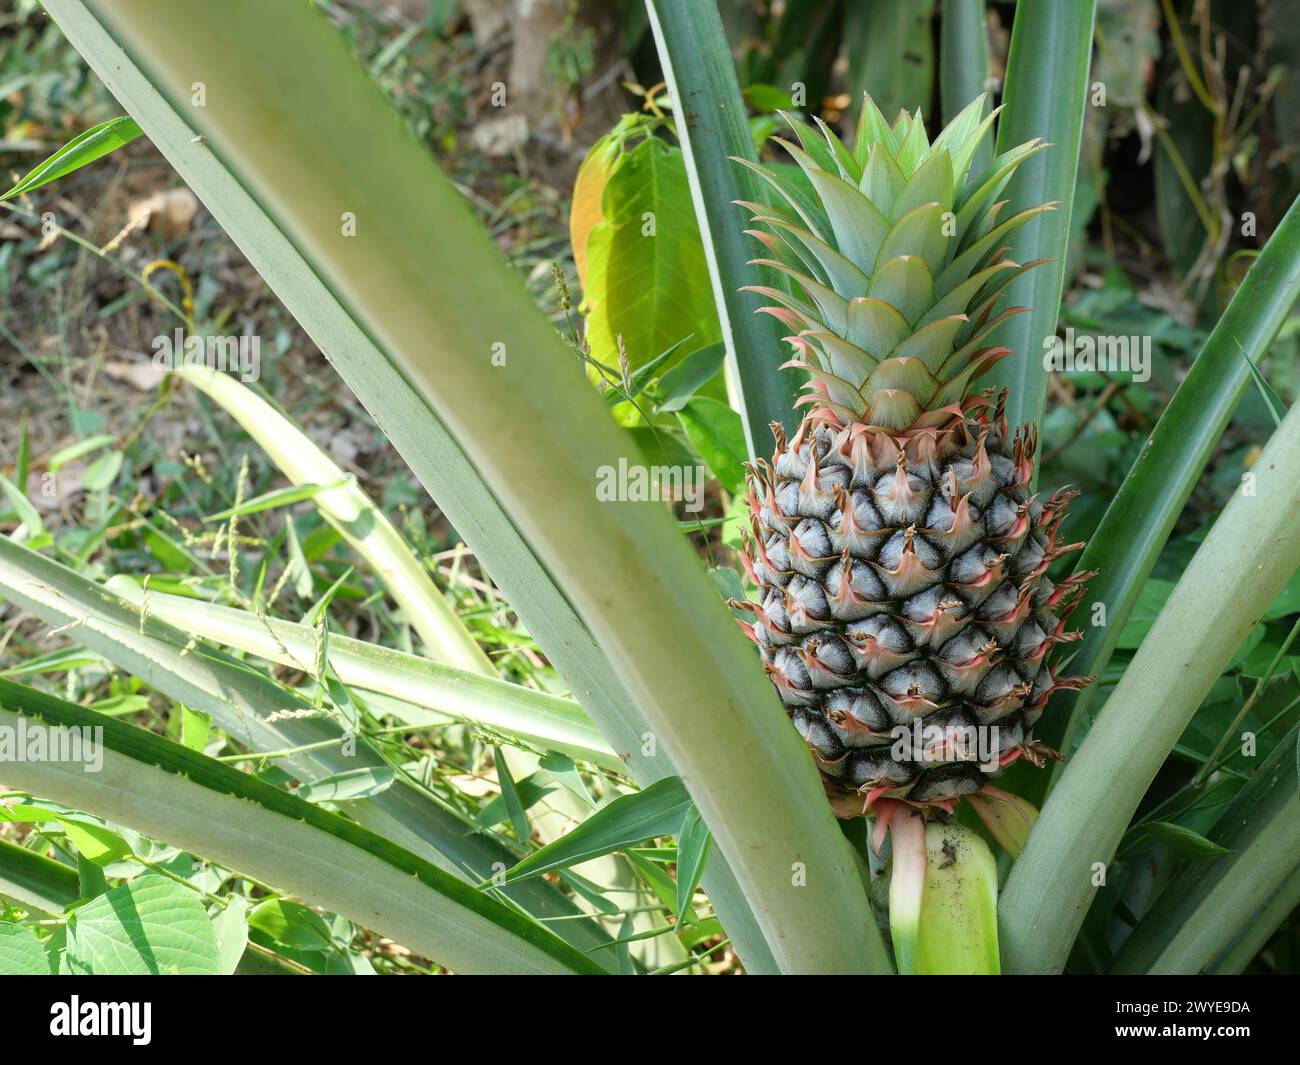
[496,777,693,883]
[980,0,1098,433]
[999,399,1300,973]
[645,0,801,456]
[0,115,141,200]
[0,680,603,974]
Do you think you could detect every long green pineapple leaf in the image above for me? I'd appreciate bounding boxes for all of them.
[645,0,800,455]
[980,0,1097,433]
[999,399,1300,973]
[0,535,617,963]
[0,837,79,916]
[1030,196,1300,801]
[45,0,883,973]
[1110,727,1300,974]
[39,0,778,972]
[939,0,991,172]
[1210,863,1300,974]
[106,579,621,771]
[0,680,603,975]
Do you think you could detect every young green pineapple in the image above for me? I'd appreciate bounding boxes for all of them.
[734,95,1093,809]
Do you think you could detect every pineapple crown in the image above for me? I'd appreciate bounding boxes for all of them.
[736,94,1054,432]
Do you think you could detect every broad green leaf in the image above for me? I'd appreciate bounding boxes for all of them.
[1,806,133,867]
[180,704,210,753]
[64,874,221,975]
[582,136,722,377]
[60,819,134,866]
[249,898,333,951]
[497,777,694,883]
[0,921,54,975]
[657,341,727,412]
[571,129,621,282]
[676,397,748,495]
[1,115,142,200]
[212,896,249,975]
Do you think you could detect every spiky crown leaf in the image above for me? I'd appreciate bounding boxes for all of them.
[737,94,1053,431]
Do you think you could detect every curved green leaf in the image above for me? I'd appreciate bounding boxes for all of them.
[582,136,722,377]
[105,580,621,772]
[0,679,604,974]
[1,115,142,200]
[63,875,221,975]
[0,922,54,975]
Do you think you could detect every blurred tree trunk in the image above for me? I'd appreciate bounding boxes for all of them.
[464,0,630,154]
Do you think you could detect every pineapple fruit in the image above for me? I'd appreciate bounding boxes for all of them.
[734,96,1094,811]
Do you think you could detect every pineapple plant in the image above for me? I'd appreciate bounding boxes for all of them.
[0,0,1297,981]
[733,96,1094,819]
